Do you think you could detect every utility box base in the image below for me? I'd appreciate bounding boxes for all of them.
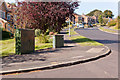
[53,35,64,48]
[15,29,35,54]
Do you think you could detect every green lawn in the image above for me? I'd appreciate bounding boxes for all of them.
[68,28,104,46]
[69,36,104,46]
[110,26,120,30]
[67,28,77,35]
[1,37,53,57]
[99,27,117,33]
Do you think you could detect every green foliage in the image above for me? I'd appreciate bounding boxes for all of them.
[1,36,53,57]
[118,16,120,19]
[69,36,104,46]
[35,29,41,37]
[35,43,53,50]
[103,18,109,25]
[108,20,117,27]
[99,27,117,33]
[37,34,53,43]
[86,9,102,16]
[0,38,15,57]
[118,18,120,29]
[67,28,77,35]
[98,15,103,24]
[114,17,120,29]
[103,10,114,18]
[94,11,102,17]
[15,29,21,55]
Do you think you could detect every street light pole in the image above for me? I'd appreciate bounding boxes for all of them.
[69,15,71,37]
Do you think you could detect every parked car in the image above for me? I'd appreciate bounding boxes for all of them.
[78,24,84,28]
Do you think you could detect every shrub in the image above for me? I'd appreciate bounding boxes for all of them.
[100,24,106,26]
[114,20,120,29]
[35,29,41,37]
[38,34,53,43]
[38,34,48,43]
[103,18,109,25]
[108,20,117,27]
[0,28,11,40]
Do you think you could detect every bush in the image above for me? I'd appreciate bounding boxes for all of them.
[114,20,120,29]
[38,34,53,43]
[103,18,109,25]
[0,28,11,39]
[35,29,41,37]
[100,24,106,26]
[108,20,117,27]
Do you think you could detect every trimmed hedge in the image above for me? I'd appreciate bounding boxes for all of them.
[2,31,11,39]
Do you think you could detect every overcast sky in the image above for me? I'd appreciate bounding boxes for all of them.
[4,0,119,18]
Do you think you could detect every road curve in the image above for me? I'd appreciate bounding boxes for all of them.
[3,27,119,78]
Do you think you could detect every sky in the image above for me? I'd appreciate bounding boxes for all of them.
[75,1,118,18]
[4,0,119,18]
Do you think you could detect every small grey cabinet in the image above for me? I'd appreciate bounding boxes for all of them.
[53,35,64,48]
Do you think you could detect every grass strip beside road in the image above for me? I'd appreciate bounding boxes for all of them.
[68,28,104,46]
[99,27,117,33]
[69,36,104,46]
[1,37,53,57]
[67,28,78,36]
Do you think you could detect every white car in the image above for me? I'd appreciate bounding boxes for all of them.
[78,24,84,28]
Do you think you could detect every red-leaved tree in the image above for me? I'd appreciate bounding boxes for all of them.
[10,1,79,33]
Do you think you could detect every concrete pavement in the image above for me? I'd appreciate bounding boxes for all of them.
[2,27,117,78]
[1,30,110,76]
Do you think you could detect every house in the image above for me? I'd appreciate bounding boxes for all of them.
[0,0,8,29]
[0,0,15,33]
[72,13,84,24]
[72,13,98,26]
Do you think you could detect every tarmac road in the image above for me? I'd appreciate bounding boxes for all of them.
[3,27,119,79]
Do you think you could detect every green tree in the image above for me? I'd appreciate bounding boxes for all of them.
[98,15,103,24]
[94,11,102,18]
[86,9,102,16]
[103,18,109,25]
[118,15,120,19]
[103,10,114,18]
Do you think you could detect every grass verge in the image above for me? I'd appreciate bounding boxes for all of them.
[67,28,77,35]
[99,27,117,33]
[69,36,104,46]
[1,37,53,57]
[110,26,120,30]
[68,27,104,46]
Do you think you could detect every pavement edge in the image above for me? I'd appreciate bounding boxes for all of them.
[1,29,111,75]
[1,46,111,75]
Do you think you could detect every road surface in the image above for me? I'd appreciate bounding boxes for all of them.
[3,27,119,78]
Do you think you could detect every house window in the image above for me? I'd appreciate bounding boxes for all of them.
[2,12,5,19]
[0,10,2,18]
[0,10,5,19]
[78,17,81,21]
[7,14,11,20]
